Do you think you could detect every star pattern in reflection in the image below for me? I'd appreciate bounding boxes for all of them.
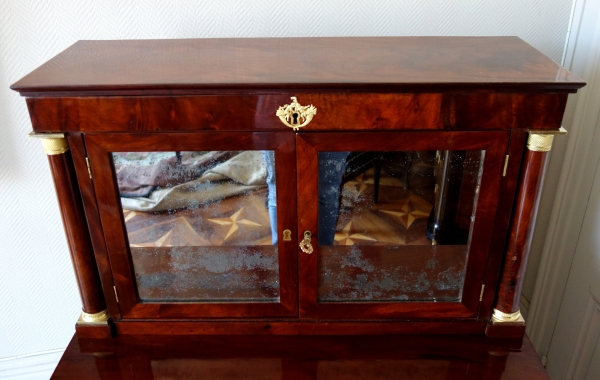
[207,207,263,241]
[379,193,431,229]
[334,221,377,246]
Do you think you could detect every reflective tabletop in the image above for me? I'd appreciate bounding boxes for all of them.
[52,334,548,379]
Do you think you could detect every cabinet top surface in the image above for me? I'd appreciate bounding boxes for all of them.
[11,37,584,95]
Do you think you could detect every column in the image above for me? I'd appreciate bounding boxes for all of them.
[492,129,565,324]
[29,132,108,324]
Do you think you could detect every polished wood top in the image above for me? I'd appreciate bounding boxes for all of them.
[12,37,584,95]
[52,333,549,379]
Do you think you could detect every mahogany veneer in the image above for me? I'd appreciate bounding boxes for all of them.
[495,150,548,313]
[11,37,583,93]
[24,93,567,133]
[12,37,584,343]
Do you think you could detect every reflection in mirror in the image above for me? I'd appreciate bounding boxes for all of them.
[318,150,484,303]
[112,150,279,302]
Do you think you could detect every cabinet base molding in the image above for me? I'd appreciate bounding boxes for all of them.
[76,310,113,339]
[75,322,114,339]
[486,310,526,339]
[486,322,527,340]
[114,320,489,336]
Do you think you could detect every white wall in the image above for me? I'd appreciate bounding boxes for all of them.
[523,2,600,377]
[521,0,600,322]
[0,0,575,372]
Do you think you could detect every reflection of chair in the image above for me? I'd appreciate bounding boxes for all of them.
[341,152,414,203]
[341,152,383,203]
[380,152,413,191]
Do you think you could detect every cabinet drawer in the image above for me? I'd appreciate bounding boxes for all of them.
[27,92,565,133]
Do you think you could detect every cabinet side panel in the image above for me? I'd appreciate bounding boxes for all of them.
[479,130,528,320]
[85,136,139,317]
[459,132,509,315]
[68,133,121,319]
[495,150,549,313]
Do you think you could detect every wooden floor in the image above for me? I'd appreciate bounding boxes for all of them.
[51,333,549,379]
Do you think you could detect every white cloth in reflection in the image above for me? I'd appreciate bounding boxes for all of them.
[120,151,267,212]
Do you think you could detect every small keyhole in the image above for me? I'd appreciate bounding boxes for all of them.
[292,113,299,125]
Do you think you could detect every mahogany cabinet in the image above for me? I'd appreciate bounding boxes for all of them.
[11,37,584,340]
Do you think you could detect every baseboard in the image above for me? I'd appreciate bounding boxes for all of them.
[0,350,64,379]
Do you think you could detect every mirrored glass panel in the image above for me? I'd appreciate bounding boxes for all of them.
[112,150,279,302]
[318,150,484,302]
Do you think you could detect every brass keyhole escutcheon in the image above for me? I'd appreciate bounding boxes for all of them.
[283,229,292,241]
[276,97,317,131]
[299,231,313,254]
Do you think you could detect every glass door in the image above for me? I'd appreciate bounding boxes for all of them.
[86,132,297,318]
[297,131,509,319]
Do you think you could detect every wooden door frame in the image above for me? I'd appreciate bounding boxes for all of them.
[85,131,298,319]
[296,131,510,319]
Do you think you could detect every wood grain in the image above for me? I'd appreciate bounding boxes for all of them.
[12,37,583,95]
[297,131,508,320]
[25,93,567,133]
[46,151,106,314]
[67,133,121,319]
[114,320,487,336]
[74,323,113,339]
[86,132,298,319]
[495,150,548,314]
[14,36,581,340]
[479,130,528,320]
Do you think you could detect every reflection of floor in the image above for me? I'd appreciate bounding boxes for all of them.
[123,188,272,247]
[335,168,434,246]
[122,167,434,248]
